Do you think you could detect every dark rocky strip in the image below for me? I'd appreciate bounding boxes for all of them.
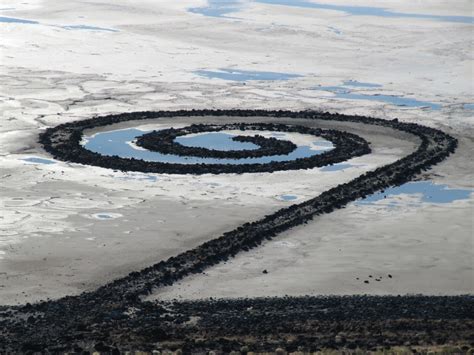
[135,123,298,159]
[1,110,470,353]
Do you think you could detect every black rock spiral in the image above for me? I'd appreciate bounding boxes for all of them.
[1,109,471,353]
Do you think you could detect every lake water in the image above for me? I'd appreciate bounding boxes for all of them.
[356,181,472,205]
[23,157,56,165]
[195,68,301,81]
[343,80,382,88]
[0,16,38,24]
[255,0,474,24]
[320,163,354,172]
[83,128,333,165]
[176,132,258,151]
[61,24,118,32]
[189,0,241,18]
[314,83,441,110]
[280,194,298,201]
[0,16,117,32]
[188,0,473,24]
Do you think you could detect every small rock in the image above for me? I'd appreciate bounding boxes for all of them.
[262,269,268,274]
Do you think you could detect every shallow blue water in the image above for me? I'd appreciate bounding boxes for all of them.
[189,0,241,18]
[336,93,441,110]
[97,214,112,219]
[463,104,474,110]
[314,85,441,110]
[188,0,473,24]
[0,16,117,32]
[255,0,474,24]
[176,132,258,151]
[343,80,382,88]
[356,181,472,205]
[61,24,118,32]
[280,194,297,201]
[84,128,332,165]
[320,163,354,171]
[23,157,56,164]
[195,68,301,81]
[0,16,38,24]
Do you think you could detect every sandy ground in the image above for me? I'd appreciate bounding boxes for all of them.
[0,0,473,304]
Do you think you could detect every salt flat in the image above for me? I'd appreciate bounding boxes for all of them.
[0,0,472,304]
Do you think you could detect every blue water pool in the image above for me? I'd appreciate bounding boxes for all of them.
[188,0,473,24]
[83,128,332,165]
[255,0,474,24]
[320,163,354,172]
[280,194,298,201]
[23,157,56,165]
[97,214,112,219]
[0,16,38,24]
[356,181,472,205]
[314,84,441,110]
[343,80,382,88]
[189,0,241,18]
[195,68,301,81]
[61,24,118,32]
[176,132,258,151]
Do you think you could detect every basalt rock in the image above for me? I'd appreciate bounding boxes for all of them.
[1,110,467,352]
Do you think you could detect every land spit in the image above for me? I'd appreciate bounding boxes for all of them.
[1,110,471,353]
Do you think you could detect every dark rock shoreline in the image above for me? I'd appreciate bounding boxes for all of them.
[1,110,471,353]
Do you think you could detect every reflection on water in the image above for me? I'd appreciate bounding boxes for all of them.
[256,0,474,24]
[280,194,298,201]
[176,132,259,151]
[188,0,473,24]
[343,80,382,88]
[356,181,472,205]
[195,68,301,81]
[83,128,333,165]
[189,0,242,18]
[23,157,56,165]
[61,24,118,32]
[320,163,354,172]
[314,82,441,110]
[0,16,117,32]
[0,16,38,24]
[91,213,122,220]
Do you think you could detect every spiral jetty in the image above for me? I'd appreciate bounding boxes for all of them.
[1,110,472,353]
